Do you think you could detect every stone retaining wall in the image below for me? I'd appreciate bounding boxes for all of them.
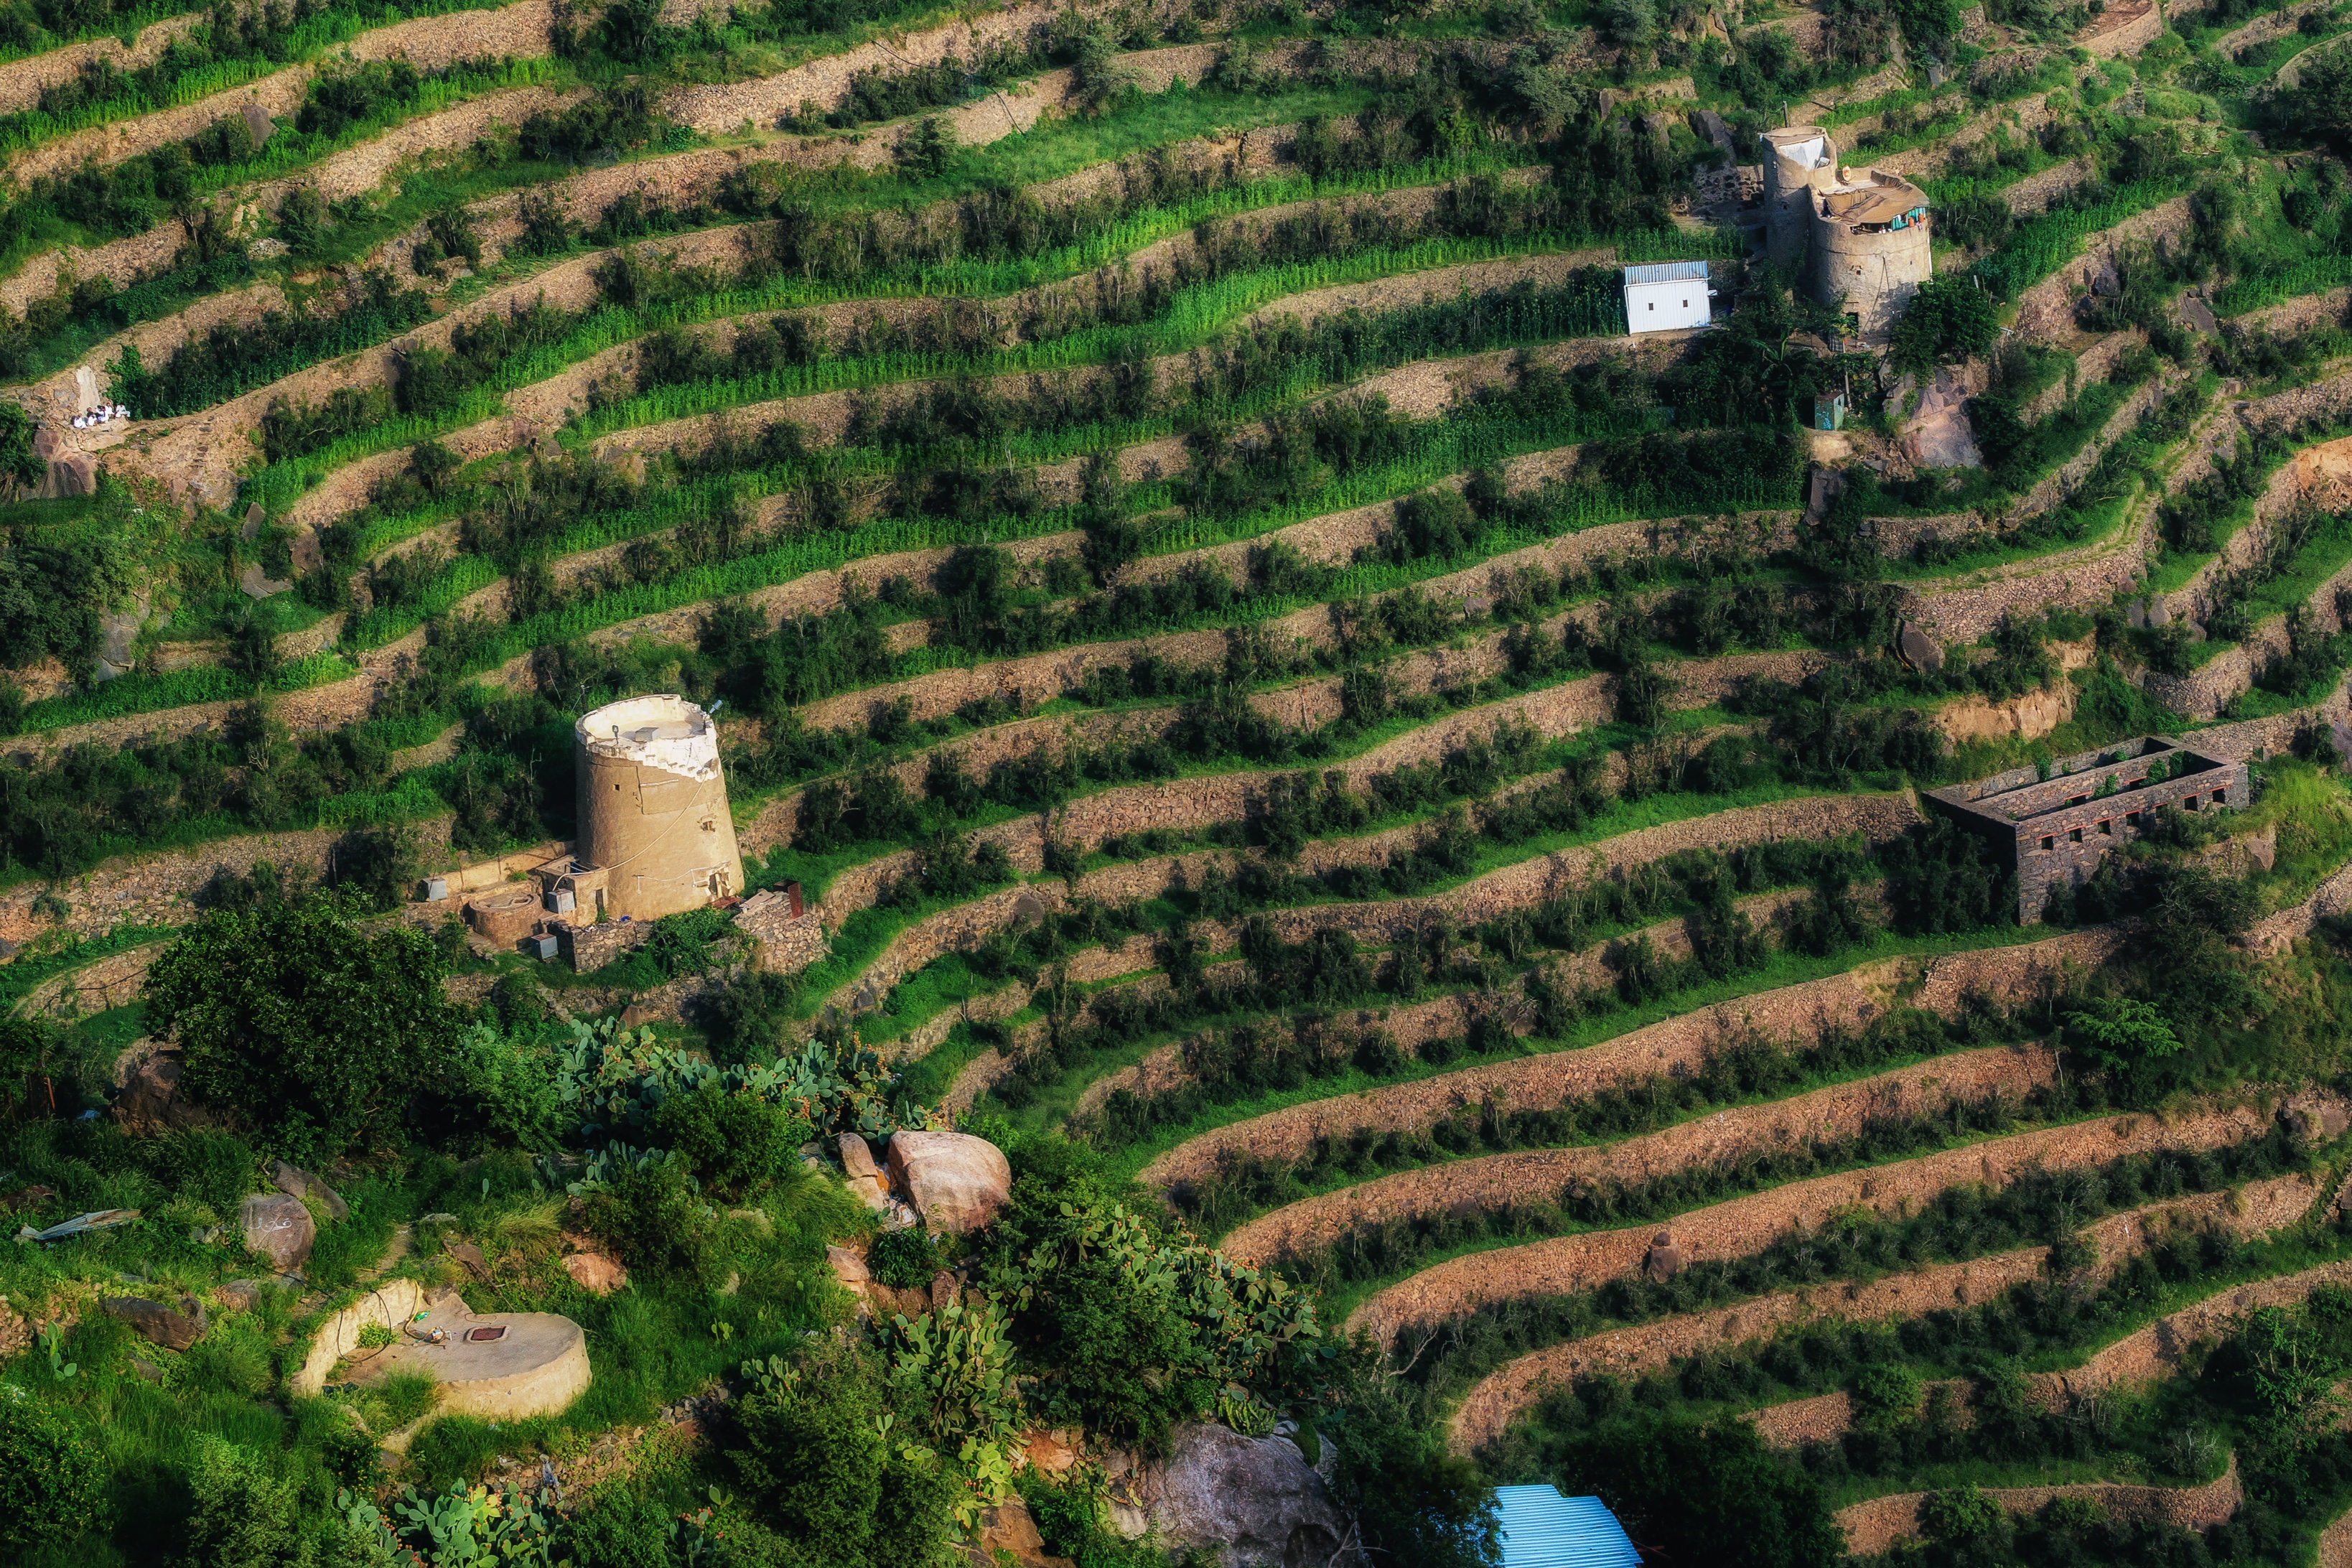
[1353,1097,2299,1346]
[1447,1169,2324,1455]
[2012,197,2195,342]
[1838,1458,2243,1557]
[1220,1041,2060,1265]
[1139,929,2117,1192]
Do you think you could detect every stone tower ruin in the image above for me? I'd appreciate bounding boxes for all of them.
[1758,124,1933,337]
[567,694,745,923]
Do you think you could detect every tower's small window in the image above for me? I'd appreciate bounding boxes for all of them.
[1647,302,1655,311]
[2069,828,2083,844]
[2040,836,2055,851]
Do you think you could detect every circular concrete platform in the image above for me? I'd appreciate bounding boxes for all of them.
[355,1297,589,1421]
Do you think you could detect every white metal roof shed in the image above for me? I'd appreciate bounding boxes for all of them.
[1621,260,1712,286]
[1493,1485,1644,1568]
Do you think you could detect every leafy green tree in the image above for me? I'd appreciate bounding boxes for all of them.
[1551,1412,1841,1568]
[1890,273,2000,373]
[653,1083,809,1202]
[0,1399,107,1556]
[2289,45,2352,152]
[0,402,43,492]
[145,891,454,1159]
[895,115,956,178]
[1920,1483,2007,1544]
[725,1345,958,1568]
[1327,1362,1501,1568]
[2061,994,2182,1071]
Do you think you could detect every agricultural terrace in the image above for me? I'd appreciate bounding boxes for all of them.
[14,0,2352,1563]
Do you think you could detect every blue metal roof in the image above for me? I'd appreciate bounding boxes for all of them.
[1494,1486,1644,1568]
[1622,260,1709,286]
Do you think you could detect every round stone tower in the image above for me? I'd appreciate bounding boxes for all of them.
[1811,170,1933,336]
[1760,126,1834,268]
[574,694,745,923]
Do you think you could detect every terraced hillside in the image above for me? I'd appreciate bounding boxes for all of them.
[19,0,2352,1563]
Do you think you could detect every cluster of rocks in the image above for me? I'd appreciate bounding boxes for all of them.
[90,1161,346,1358]
[829,1126,1011,1234]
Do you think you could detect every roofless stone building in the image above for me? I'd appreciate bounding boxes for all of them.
[1924,738,2250,923]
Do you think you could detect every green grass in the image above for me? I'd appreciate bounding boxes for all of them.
[2246,755,2352,910]
[16,652,354,734]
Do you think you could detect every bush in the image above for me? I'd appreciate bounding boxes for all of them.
[0,1400,107,1554]
[580,1156,722,1285]
[867,1226,936,1289]
[724,1343,960,1568]
[179,1435,309,1568]
[1890,273,2001,373]
[1551,1411,1842,1568]
[2061,996,2178,1075]
[564,1490,683,1568]
[652,1085,808,1203]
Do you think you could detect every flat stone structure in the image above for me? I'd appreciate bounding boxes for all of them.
[345,1289,589,1421]
[1924,736,2251,923]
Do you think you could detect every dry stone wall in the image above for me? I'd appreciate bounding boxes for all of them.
[2012,197,2194,342]
[1353,1097,2305,1346]
[1447,1170,2325,1455]
[1218,1042,2061,1264]
[1139,929,2117,1192]
[1839,1459,2244,1557]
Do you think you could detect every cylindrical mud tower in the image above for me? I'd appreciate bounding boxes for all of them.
[574,694,745,923]
[1760,126,1834,267]
[1813,173,1933,336]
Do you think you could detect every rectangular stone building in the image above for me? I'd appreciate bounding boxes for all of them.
[1924,737,2251,923]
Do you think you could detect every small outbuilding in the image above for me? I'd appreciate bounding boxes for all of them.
[1493,1485,1643,1567]
[1623,260,1714,333]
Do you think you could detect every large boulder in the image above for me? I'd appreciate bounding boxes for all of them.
[239,1193,316,1271]
[113,1047,211,1134]
[562,1251,629,1296]
[102,1294,209,1352]
[271,1160,348,1221]
[1139,1422,1351,1567]
[885,1130,1012,1234]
